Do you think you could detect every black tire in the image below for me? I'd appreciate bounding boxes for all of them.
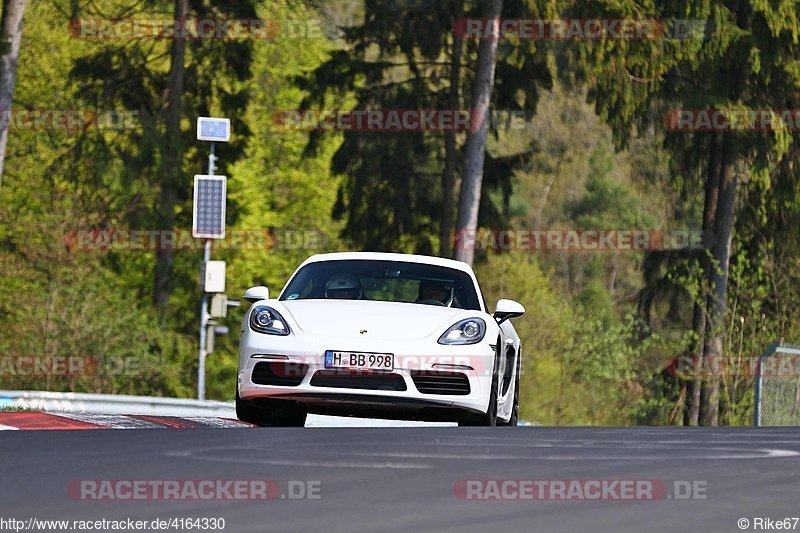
[236,392,307,427]
[458,373,498,426]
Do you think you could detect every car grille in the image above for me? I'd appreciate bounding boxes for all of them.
[410,370,471,395]
[309,370,407,391]
[252,361,308,386]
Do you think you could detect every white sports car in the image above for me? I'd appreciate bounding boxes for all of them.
[236,252,525,426]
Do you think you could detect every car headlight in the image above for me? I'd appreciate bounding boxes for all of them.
[249,306,290,336]
[438,318,486,345]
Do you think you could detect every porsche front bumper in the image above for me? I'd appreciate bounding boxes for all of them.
[237,332,496,419]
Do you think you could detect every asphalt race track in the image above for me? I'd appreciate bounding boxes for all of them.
[3,425,800,532]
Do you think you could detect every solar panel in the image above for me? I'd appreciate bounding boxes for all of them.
[192,175,227,238]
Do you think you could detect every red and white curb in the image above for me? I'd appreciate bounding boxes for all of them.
[0,412,254,430]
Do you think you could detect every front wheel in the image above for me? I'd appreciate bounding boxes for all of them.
[458,373,498,426]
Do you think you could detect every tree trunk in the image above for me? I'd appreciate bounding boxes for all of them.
[153,0,188,309]
[685,131,723,425]
[685,303,705,425]
[453,0,502,265]
[438,0,464,258]
[700,134,738,426]
[0,0,27,190]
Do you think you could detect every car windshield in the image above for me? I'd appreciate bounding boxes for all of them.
[279,259,482,311]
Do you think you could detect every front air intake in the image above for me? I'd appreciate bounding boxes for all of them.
[310,370,407,391]
[410,370,471,395]
[252,361,308,386]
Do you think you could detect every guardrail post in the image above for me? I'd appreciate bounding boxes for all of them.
[754,355,762,427]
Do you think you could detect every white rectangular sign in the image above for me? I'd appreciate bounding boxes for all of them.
[197,117,231,142]
[204,261,226,293]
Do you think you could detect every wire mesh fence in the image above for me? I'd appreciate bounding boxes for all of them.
[754,341,800,426]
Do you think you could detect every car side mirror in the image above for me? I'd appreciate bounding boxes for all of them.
[494,299,525,325]
[243,286,269,303]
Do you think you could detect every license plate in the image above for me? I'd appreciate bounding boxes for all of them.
[324,351,394,371]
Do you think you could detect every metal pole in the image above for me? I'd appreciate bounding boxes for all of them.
[208,141,216,179]
[197,238,211,400]
[197,142,216,400]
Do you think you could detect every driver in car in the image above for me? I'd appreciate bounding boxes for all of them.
[325,274,363,300]
[416,280,451,305]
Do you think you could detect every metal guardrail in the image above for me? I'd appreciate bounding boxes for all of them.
[0,390,519,427]
[0,390,235,417]
[754,341,800,426]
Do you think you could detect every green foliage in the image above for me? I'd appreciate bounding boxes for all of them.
[0,0,341,400]
[300,0,554,251]
[476,251,668,425]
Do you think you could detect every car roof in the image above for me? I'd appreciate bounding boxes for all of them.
[300,251,475,274]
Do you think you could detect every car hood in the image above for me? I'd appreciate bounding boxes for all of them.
[278,299,480,341]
